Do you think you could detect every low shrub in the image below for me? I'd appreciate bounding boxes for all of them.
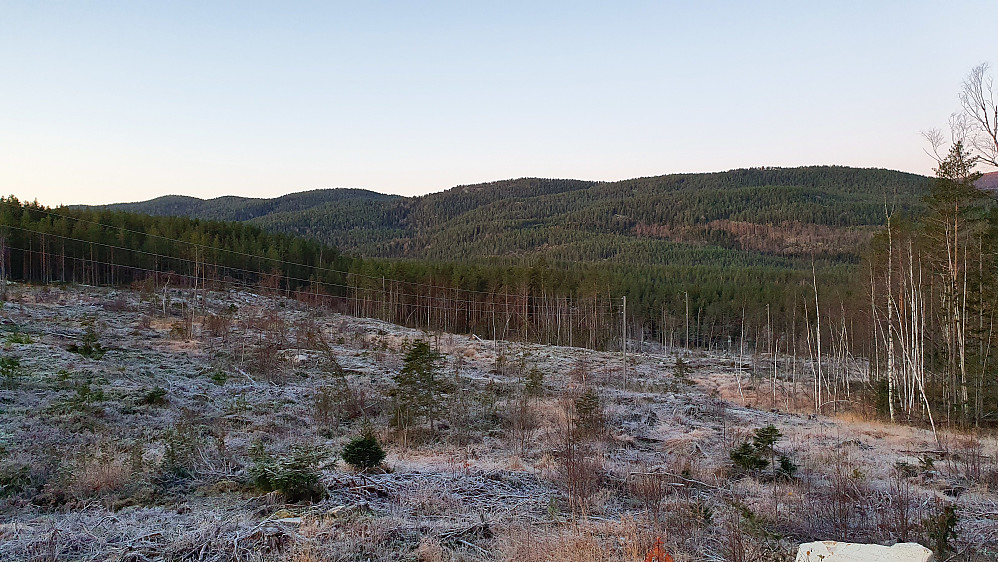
[5,329,32,344]
[1,356,21,389]
[342,431,387,471]
[0,463,33,498]
[250,442,332,502]
[139,386,168,406]
[68,317,106,359]
[160,423,205,478]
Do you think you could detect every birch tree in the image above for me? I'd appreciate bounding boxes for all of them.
[960,62,998,168]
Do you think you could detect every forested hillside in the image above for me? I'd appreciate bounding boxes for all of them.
[1,193,856,354]
[8,154,998,425]
[98,166,931,263]
[73,166,932,357]
[1,197,352,294]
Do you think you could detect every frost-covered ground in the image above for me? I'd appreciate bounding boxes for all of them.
[0,283,995,561]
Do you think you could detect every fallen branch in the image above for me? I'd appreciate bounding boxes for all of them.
[234,367,255,384]
[458,539,488,556]
[627,471,721,490]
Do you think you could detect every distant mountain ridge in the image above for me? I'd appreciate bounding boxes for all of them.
[90,166,932,268]
[104,188,400,222]
[977,171,998,192]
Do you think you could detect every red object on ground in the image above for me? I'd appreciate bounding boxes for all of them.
[645,538,675,562]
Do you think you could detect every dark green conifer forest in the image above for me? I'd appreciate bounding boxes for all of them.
[4,157,998,426]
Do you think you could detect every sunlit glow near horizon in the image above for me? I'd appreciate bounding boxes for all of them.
[2,2,997,206]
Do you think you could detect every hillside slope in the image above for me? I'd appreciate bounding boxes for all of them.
[95,166,931,266]
[2,283,995,560]
[977,171,998,192]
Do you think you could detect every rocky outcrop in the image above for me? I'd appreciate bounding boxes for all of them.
[796,541,933,562]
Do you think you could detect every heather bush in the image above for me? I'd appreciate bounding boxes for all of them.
[139,386,168,406]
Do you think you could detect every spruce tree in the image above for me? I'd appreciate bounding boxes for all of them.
[391,340,453,431]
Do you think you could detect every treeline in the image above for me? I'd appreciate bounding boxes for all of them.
[2,196,851,353]
[3,197,628,347]
[0,197,352,293]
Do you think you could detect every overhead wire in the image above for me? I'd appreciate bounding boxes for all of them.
[6,243,624,320]
[5,203,610,300]
[3,224,622,317]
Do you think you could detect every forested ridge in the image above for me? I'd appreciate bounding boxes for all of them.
[103,188,401,223]
[68,165,933,355]
[55,166,933,368]
[94,166,931,262]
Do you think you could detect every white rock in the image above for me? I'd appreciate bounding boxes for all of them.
[796,541,933,562]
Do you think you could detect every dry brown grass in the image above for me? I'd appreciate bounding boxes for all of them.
[202,312,233,339]
[496,523,623,562]
[495,518,678,562]
[64,450,132,502]
[399,479,463,517]
[415,536,446,561]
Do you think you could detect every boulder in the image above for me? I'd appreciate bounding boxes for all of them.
[325,502,372,518]
[270,508,295,519]
[796,541,933,562]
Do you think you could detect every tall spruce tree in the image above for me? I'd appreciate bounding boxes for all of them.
[391,340,453,432]
[924,140,989,424]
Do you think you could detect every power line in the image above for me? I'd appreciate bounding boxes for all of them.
[7,244,623,320]
[5,202,602,300]
[4,225,621,316]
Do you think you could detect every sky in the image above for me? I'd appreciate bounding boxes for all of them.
[2,1,997,206]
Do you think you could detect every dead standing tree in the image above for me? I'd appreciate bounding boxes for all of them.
[960,62,998,169]
[0,228,7,301]
[870,214,936,439]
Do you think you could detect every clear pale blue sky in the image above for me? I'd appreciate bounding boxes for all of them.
[2,1,996,205]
